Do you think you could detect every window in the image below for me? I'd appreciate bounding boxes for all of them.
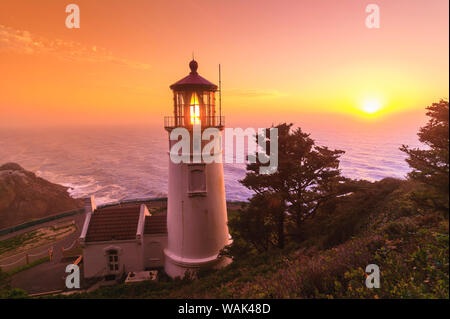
[107,250,119,272]
[188,164,206,195]
[173,92,185,126]
[201,91,212,125]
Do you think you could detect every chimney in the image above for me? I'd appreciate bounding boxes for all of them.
[84,195,97,214]
[80,196,96,246]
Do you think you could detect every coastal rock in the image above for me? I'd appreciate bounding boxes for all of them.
[0,163,84,230]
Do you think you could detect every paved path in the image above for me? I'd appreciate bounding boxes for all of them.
[11,261,70,294]
[7,212,86,294]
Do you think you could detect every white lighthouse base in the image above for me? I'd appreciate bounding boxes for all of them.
[164,249,232,279]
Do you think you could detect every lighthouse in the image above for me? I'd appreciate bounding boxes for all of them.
[163,59,230,278]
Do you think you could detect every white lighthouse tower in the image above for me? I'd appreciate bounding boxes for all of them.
[163,59,230,278]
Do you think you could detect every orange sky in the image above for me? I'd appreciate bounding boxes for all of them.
[0,0,448,129]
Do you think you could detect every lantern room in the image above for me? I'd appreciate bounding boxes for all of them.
[165,60,223,129]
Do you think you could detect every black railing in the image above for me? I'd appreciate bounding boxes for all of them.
[164,116,225,129]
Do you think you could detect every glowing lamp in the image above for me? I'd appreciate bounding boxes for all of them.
[190,93,200,125]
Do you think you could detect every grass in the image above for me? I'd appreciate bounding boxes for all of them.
[0,231,39,256]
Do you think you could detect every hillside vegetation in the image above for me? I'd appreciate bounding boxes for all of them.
[64,178,448,299]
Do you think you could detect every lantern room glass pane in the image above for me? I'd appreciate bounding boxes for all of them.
[190,105,200,124]
[202,92,210,122]
[190,92,200,125]
[174,92,185,126]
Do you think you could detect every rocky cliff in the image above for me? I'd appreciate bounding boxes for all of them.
[0,163,83,230]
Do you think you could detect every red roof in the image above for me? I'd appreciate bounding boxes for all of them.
[84,203,168,242]
[85,205,140,242]
[170,60,217,91]
[144,214,167,235]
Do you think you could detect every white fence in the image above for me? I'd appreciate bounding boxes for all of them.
[0,247,52,273]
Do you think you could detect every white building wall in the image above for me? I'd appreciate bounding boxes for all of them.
[143,234,168,268]
[165,133,230,278]
[83,240,144,279]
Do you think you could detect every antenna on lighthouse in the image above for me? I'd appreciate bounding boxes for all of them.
[219,64,222,125]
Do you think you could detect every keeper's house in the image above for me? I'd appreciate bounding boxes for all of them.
[79,196,167,279]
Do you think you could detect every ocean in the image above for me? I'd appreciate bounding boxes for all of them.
[0,123,422,205]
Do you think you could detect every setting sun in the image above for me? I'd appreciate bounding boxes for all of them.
[362,99,382,114]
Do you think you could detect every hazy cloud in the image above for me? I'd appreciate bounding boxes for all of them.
[226,88,285,98]
[0,24,150,70]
